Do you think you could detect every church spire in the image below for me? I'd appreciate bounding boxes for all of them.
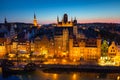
[34,13,36,19]
[74,17,76,20]
[71,17,73,22]
[74,17,77,25]
[4,17,7,24]
[33,13,37,26]
[57,16,59,23]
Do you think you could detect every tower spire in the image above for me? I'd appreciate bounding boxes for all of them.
[4,17,7,24]
[57,16,59,23]
[74,17,76,20]
[71,17,73,22]
[74,17,77,25]
[34,13,36,19]
[33,13,37,26]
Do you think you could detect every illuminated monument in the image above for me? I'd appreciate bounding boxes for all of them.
[57,13,77,27]
[55,13,101,62]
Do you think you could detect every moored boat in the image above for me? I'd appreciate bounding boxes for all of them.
[1,59,36,74]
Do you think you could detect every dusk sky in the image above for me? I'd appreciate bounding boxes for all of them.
[0,0,120,24]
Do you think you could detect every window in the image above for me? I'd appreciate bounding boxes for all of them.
[112,47,114,49]
[111,50,112,52]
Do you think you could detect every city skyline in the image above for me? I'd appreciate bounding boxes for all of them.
[0,0,120,24]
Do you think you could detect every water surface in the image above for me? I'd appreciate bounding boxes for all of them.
[0,68,120,80]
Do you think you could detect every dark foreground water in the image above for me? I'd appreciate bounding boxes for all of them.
[0,68,120,80]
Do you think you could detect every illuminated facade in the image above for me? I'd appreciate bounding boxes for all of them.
[108,41,117,58]
[107,41,120,65]
[69,38,101,62]
[54,14,77,57]
[34,35,49,57]
[0,38,7,57]
[1,13,120,66]
[55,13,101,62]
[54,28,69,57]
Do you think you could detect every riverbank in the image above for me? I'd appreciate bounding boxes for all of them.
[39,64,120,73]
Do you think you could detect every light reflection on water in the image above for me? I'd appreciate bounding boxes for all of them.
[0,69,120,80]
[72,73,77,80]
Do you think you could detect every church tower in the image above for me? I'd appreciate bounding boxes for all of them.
[57,13,74,27]
[33,13,38,26]
[74,17,77,25]
[4,17,7,24]
[97,35,101,59]
[71,17,73,22]
[57,16,59,23]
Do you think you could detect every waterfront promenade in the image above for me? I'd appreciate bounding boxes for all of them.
[38,64,120,73]
[0,59,120,73]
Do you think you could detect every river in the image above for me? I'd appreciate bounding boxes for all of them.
[0,68,120,80]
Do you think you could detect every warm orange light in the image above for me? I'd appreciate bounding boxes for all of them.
[72,73,77,80]
[9,54,15,58]
[73,59,76,62]
[53,74,58,79]
[117,76,120,80]
[0,46,6,57]
[53,59,56,62]
[62,52,66,55]
[58,46,61,49]
[33,19,37,26]
[42,49,48,55]
[62,59,67,63]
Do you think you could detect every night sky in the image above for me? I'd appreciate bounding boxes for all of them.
[0,0,120,24]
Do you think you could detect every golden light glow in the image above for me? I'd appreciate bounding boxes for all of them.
[113,56,120,66]
[33,19,37,26]
[9,54,15,58]
[73,59,76,62]
[72,73,77,80]
[42,49,48,55]
[58,46,61,49]
[25,55,29,58]
[0,46,6,57]
[62,59,67,64]
[57,23,73,27]
[62,52,66,56]
[117,76,120,80]
[53,74,58,80]
[53,59,56,62]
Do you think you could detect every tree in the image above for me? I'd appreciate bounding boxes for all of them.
[101,40,109,57]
